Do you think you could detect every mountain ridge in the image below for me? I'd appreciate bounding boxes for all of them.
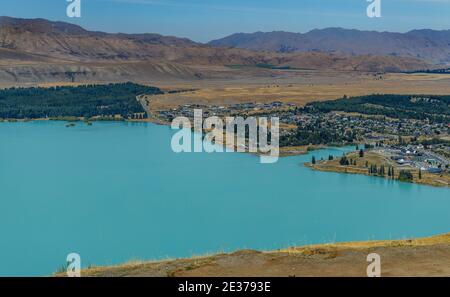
[208,28,450,63]
[0,17,439,84]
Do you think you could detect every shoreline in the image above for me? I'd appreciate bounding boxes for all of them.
[306,150,450,188]
[3,118,448,187]
[0,117,326,157]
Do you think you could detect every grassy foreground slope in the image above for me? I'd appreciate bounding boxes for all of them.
[66,233,450,277]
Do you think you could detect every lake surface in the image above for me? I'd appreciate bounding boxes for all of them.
[0,121,449,276]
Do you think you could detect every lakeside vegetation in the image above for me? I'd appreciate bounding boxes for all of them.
[0,82,162,120]
[308,150,450,187]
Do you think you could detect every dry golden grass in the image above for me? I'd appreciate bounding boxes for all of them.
[58,232,450,277]
[146,72,450,111]
[283,232,450,252]
[3,71,450,108]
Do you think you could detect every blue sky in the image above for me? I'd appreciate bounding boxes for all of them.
[1,0,449,42]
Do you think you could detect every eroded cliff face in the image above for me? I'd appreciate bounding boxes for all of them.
[0,61,204,85]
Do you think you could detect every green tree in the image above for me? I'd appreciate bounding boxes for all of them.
[339,155,350,166]
[398,170,413,182]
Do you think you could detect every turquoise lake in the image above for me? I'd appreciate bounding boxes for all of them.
[0,121,449,276]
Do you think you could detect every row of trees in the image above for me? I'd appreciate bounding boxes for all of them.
[312,149,421,183]
[312,144,422,183]
[312,151,362,166]
[306,94,450,123]
[398,170,414,182]
[368,164,387,176]
[339,155,358,166]
[367,163,418,182]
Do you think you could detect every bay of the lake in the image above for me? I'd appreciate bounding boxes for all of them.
[0,121,449,276]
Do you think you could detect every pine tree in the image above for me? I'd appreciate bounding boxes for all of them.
[359,149,364,158]
[399,170,413,182]
[339,155,350,166]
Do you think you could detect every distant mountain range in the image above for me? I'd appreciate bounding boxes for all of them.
[0,17,442,84]
[209,28,450,64]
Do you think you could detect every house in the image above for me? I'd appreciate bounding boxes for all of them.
[427,167,443,174]
[396,159,412,165]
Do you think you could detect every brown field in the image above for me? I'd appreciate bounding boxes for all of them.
[144,70,450,111]
[3,69,450,110]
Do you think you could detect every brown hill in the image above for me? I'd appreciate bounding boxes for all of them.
[0,17,434,84]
